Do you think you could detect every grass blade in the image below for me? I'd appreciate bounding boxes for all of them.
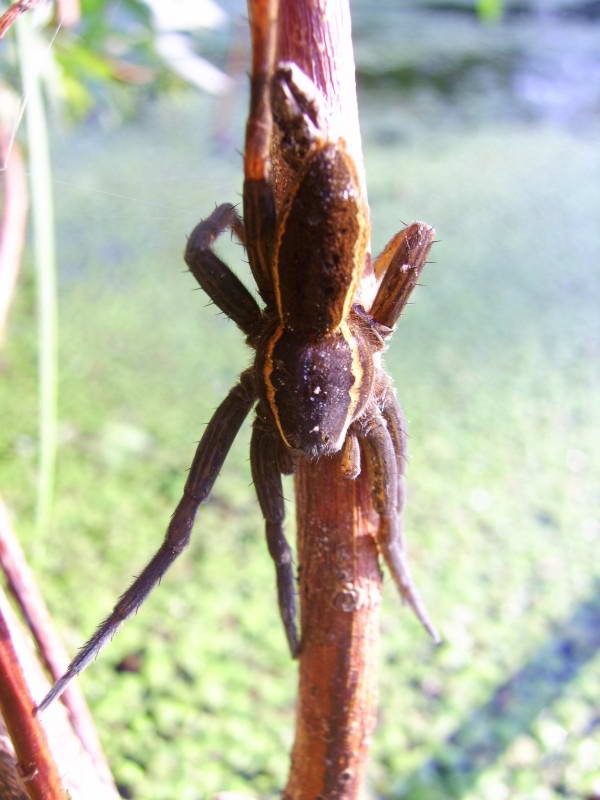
[15,15,58,544]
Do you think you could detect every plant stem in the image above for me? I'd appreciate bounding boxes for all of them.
[0,498,116,786]
[16,15,59,544]
[262,1,382,796]
[0,598,68,800]
[287,462,381,799]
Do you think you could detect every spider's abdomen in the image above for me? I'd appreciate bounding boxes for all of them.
[258,317,374,457]
[273,142,369,339]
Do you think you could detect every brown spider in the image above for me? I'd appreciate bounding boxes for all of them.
[39,32,438,713]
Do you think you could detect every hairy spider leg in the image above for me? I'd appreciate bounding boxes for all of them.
[243,178,277,307]
[366,224,439,640]
[370,222,435,329]
[187,206,299,655]
[380,384,408,511]
[185,204,262,338]
[250,415,299,656]
[360,411,440,643]
[38,371,256,712]
[243,0,278,306]
[245,0,277,184]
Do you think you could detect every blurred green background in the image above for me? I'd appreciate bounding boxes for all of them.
[2,0,600,798]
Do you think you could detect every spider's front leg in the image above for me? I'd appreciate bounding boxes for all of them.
[38,370,256,711]
[250,411,299,656]
[242,1,279,307]
[185,204,262,338]
[359,409,440,642]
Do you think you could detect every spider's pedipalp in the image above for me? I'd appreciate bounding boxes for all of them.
[341,431,361,480]
[37,371,256,712]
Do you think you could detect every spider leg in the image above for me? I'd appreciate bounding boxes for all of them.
[370,222,435,329]
[185,204,262,338]
[243,179,277,308]
[243,0,278,306]
[250,414,299,656]
[360,409,440,643]
[380,383,407,511]
[37,370,256,711]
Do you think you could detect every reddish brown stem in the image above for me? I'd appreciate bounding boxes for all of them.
[0,0,42,39]
[0,0,80,39]
[0,499,115,787]
[0,605,68,800]
[287,460,381,799]
[267,2,382,797]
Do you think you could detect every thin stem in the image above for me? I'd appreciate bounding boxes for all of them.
[0,596,68,800]
[0,0,43,40]
[16,14,59,544]
[0,498,116,786]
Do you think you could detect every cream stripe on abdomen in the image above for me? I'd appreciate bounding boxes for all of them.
[263,323,290,447]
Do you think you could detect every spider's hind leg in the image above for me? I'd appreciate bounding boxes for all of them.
[185,204,262,338]
[38,370,256,711]
[250,412,299,657]
[360,408,440,643]
[380,383,408,512]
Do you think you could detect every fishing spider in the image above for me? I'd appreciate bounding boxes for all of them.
[39,60,437,711]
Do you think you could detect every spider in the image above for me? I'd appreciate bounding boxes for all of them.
[39,52,438,712]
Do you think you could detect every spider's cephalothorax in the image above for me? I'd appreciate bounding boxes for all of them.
[39,48,438,711]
